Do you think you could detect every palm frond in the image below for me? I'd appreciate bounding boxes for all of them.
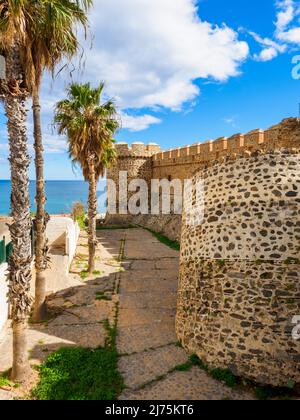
[0,0,93,92]
[54,82,120,181]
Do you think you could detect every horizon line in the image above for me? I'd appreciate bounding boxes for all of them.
[0,179,107,182]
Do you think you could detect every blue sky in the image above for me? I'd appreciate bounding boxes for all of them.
[0,0,299,180]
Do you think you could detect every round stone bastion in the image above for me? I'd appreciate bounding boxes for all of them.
[176,149,300,387]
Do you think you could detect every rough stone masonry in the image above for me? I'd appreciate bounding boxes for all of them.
[107,117,300,386]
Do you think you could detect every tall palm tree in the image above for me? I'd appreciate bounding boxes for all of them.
[0,1,33,382]
[0,0,92,382]
[25,0,93,322]
[54,83,119,273]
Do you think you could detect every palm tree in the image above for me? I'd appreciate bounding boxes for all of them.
[54,83,119,273]
[25,0,93,322]
[0,0,92,382]
[0,1,33,382]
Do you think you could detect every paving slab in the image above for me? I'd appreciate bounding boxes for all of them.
[116,228,256,400]
[118,308,176,327]
[119,291,177,309]
[119,344,188,390]
[120,367,254,400]
[117,324,178,355]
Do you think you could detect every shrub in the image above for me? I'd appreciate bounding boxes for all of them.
[72,202,86,230]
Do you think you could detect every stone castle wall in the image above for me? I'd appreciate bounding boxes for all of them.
[177,149,300,386]
[106,142,159,225]
[107,118,299,241]
[106,117,300,386]
[152,118,299,181]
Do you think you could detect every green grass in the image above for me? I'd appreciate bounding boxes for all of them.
[32,321,123,400]
[93,270,103,276]
[80,270,103,280]
[176,354,295,399]
[255,386,292,401]
[210,368,238,388]
[32,346,122,400]
[173,362,193,372]
[0,374,12,388]
[173,355,238,388]
[95,292,112,301]
[0,371,19,389]
[80,270,89,280]
[145,228,180,251]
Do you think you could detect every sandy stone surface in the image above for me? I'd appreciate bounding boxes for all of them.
[121,367,254,400]
[0,227,255,400]
[119,344,188,389]
[0,389,14,400]
[116,229,254,400]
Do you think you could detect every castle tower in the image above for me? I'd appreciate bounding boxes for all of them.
[176,119,300,386]
[106,142,160,224]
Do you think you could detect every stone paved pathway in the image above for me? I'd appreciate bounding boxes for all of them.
[0,227,253,400]
[116,228,253,400]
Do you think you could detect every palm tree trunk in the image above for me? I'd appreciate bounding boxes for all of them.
[87,154,97,274]
[32,87,48,322]
[4,46,32,383]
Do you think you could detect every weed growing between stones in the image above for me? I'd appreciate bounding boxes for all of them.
[173,354,297,399]
[31,320,124,400]
[173,354,236,387]
[93,270,104,276]
[144,228,180,251]
[95,291,112,301]
[80,270,89,280]
[0,370,20,390]
[254,386,292,400]
[0,373,13,388]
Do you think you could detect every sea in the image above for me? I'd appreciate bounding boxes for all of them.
[0,180,107,215]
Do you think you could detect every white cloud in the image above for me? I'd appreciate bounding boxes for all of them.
[1,0,251,159]
[275,0,300,45]
[277,26,300,43]
[121,113,162,132]
[276,0,296,32]
[43,133,68,154]
[251,1,300,61]
[0,119,67,155]
[81,0,249,111]
[29,0,249,138]
[250,31,287,61]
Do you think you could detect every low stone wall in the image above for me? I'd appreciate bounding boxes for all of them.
[105,214,182,242]
[177,149,300,387]
[46,217,80,265]
[0,217,81,335]
[44,217,80,293]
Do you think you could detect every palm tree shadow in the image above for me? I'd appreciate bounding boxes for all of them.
[29,230,131,366]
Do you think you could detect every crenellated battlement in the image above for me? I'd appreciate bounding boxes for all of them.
[111,117,300,188]
[152,118,299,165]
[115,141,161,157]
[114,118,299,165]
